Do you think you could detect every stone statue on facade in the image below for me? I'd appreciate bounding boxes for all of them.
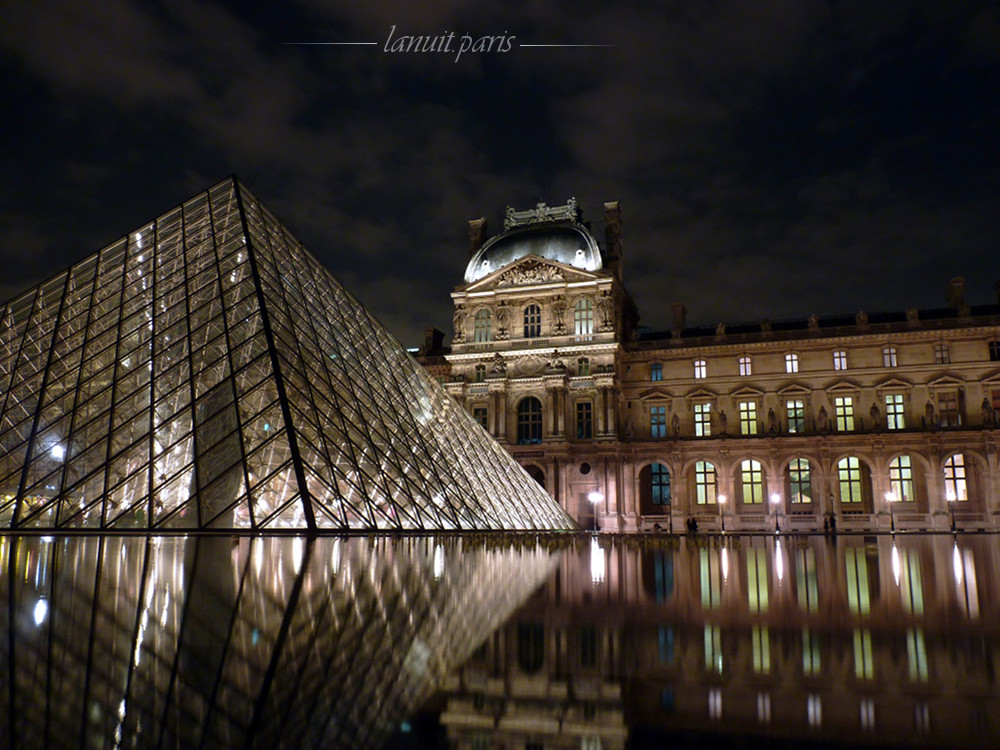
[671,412,681,436]
[488,352,506,376]
[924,400,937,429]
[767,408,778,434]
[597,290,614,331]
[551,296,567,334]
[452,305,466,343]
[816,405,829,433]
[906,307,919,326]
[808,314,819,331]
[855,310,869,328]
[495,302,510,339]
[718,409,728,435]
[869,402,881,430]
[982,397,995,427]
[625,415,635,439]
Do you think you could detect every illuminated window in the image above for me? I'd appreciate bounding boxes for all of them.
[833,350,848,370]
[788,458,812,503]
[907,629,928,682]
[934,343,949,364]
[578,357,590,376]
[473,407,488,430]
[693,359,707,379]
[943,454,968,501]
[650,405,667,438]
[576,401,593,439]
[835,396,854,431]
[838,457,863,503]
[937,391,961,426]
[474,363,486,382]
[889,455,914,502]
[694,403,711,436]
[741,459,764,503]
[651,463,671,505]
[885,393,905,430]
[574,298,594,337]
[650,362,662,381]
[883,346,898,367]
[523,304,541,338]
[739,401,758,435]
[695,461,717,504]
[739,356,752,376]
[854,629,874,679]
[516,397,543,445]
[473,309,492,342]
[802,628,821,675]
[785,353,799,373]
[786,400,805,433]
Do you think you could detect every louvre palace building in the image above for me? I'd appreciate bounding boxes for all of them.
[417,199,1000,534]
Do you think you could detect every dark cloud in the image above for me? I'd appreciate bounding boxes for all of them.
[1,1,998,346]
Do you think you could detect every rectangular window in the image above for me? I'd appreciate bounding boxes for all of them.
[786,400,805,433]
[883,346,898,367]
[473,407,488,430]
[650,405,667,438]
[650,362,662,381]
[739,401,758,435]
[578,357,590,376]
[694,403,711,436]
[576,401,593,439]
[833,350,848,370]
[694,359,707,379]
[739,356,752,376]
[990,341,1000,362]
[885,394,905,430]
[785,353,799,373]
[934,343,949,364]
[937,391,961,427]
[789,458,812,503]
[695,462,717,504]
[835,396,855,431]
[839,458,863,503]
[474,363,486,382]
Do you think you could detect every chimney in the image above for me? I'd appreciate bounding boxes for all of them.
[468,218,487,256]
[946,277,966,309]
[671,302,686,339]
[421,326,444,355]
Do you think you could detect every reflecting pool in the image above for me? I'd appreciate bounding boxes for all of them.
[2,533,998,749]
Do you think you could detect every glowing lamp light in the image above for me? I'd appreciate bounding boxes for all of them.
[587,491,604,505]
[34,598,48,626]
[884,491,897,503]
[892,543,901,585]
[769,493,781,505]
[50,444,65,460]
[717,495,727,505]
[946,489,957,503]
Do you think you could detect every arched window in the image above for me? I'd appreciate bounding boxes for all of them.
[695,461,717,505]
[523,304,541,338]
[473,309,492,342]
[574,298,594,337]
[517,397,543,445]
[787,458,812,503]
[651,463,671,505]
[889,456,914,502]
[943,454,968,501]
[838,457,863,503]
[740,459,763,504]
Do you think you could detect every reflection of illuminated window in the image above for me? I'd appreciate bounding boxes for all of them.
[658,626,675,664]
[789,458,812,503]
[889,456,914,502]
[853,628,874,679]
[900,550,924,615]
[802,628,821,675]
[915,703,930,733]
[695,462,717,504]
[708,687,722,719]
[747,547,769,612]
[808,695,822,727]
[757,692,771,724]
[838,458,863,503]
[796,549,819,612]
[845,547,871,614]
[700,548,721,609]
[907,628,928,682]
[705,627,723,675]
[860,698,876,730]
[954,547,980,619]
[651,550,673,601]
[741,460,763,504]
[752,626,770,674]
[943,454,968,500]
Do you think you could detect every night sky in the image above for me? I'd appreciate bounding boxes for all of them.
[2,1,999,346]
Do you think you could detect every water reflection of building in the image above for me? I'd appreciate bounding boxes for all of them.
[418,199,1000,532]
[0,535,557,749]
[439,535,1000,749]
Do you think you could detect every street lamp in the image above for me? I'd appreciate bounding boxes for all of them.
[770,492,782,533]
[718,494,727,533]
[945,489,957,533]
[588,491,604,533]
[884,490,897,534]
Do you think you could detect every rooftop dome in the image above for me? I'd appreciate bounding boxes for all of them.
[463,199,603,283]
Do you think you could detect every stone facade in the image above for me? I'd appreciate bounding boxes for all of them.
[419,200,1000,533]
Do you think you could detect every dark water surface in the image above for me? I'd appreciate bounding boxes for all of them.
[2,532,997,748]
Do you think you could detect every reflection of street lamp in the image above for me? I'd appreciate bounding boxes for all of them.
[884,490,897,534]
[588,491,604,532]
[718,494,727,533]
[770,492,782,533]
[946,489,957,533]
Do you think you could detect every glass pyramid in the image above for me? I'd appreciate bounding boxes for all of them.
[0,178,576,531]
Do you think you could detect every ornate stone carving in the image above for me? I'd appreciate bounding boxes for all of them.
[551,295,567,334]
[496,259,565,287]
[495,301,510,339]
[597,289,614,332]
[856,310,868,329]
[452,304,466,343]
[488,352,507,376]
[503,197,581,230]
[808,314,819,331]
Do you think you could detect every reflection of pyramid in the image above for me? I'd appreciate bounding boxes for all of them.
[0,178,575,530]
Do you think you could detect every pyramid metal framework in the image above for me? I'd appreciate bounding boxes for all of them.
[0,178,575,531]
